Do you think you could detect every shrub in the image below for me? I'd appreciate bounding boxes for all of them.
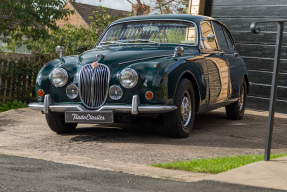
[0,99,28,112]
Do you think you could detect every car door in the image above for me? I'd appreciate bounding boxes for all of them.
[200,20,231,110]
[212,21,246,99]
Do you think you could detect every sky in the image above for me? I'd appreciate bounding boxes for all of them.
[80,0,153,12]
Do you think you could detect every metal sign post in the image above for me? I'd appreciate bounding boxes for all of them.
[250,20,286,161]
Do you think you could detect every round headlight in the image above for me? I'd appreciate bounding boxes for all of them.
[109,85,123,100]
[50,68,68,87]
[66,84,78,99]
[119,68,138,89]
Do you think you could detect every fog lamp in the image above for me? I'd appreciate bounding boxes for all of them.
[109,85,123,100]
[66,84,78,99]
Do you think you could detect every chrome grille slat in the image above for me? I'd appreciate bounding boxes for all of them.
[79,64,110,109]
[95,67,100,107]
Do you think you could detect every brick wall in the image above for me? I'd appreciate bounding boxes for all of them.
[56,2,88,29]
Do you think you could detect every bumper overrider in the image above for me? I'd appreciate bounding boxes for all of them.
[28,94,177,115]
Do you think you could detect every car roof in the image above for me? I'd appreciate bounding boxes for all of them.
[111,14,213,26]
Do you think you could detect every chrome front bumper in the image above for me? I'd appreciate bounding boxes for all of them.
[28,94,177,114]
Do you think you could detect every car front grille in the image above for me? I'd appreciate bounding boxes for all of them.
[79,64,110,109]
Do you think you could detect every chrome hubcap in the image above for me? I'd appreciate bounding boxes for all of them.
[238,86,244,111]
[181,91,192,127]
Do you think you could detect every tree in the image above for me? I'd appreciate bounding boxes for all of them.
[0,0,73,40]
[152,0,189,14]
[98,0,150,16]
[9,6,118,58]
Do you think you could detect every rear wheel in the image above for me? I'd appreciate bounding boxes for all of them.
[45,113,77,133]
[164,78,196,138]
[226,80,247,120]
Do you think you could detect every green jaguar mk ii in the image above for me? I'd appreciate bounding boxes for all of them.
[29,14,250,138]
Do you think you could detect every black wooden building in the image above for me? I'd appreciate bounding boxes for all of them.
[205,0,287,113]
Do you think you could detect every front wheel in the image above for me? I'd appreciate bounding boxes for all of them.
[164,78,196,138]
[45,113,77,133]
[226,80,247,120]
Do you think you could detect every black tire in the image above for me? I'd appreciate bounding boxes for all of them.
[45,113,77,133]
[164,78,196,138]
[226,80,247,120]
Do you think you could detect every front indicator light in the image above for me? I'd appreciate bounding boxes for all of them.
[66,84,79,99]
[145,91,153,100]
[38,89,44,97]
[109,85,123,100]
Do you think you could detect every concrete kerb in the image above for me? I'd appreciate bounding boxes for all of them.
[0,149,210,183]
[205,156,287,191]
[2,148,287,190]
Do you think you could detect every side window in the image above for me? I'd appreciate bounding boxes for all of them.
[212,22,229,50]
[223,29,234,51]
[201,21,217,49]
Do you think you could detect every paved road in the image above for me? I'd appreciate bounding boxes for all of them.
[0,154,284,192]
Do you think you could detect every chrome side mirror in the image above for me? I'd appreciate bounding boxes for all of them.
[173,46,184,59]
[206,33,215,42]
[56,46,63,58]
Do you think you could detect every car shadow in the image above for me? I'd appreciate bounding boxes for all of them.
[67,109,287,150]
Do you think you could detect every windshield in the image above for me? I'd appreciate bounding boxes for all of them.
[98,20,197,46]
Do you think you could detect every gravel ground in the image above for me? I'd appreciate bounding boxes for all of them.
[0,107,287,165]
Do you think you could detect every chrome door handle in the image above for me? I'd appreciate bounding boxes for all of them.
[233,53,239,57]
[218,52,225,56]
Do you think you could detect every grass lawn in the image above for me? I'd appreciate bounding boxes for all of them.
[152,154,287,174]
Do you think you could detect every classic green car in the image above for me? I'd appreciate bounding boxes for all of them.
[29,14,249,138]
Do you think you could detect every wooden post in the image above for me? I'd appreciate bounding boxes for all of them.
[188,0,206,15]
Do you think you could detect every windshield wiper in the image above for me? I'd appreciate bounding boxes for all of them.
[121,39,160,45]
[99,41,124,45]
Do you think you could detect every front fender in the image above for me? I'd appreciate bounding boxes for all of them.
[166,55,207,105]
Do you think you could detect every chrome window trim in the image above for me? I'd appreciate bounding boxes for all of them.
[95,19,199,47]
[200,19,237,51]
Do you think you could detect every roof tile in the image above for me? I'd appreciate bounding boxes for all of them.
[70,2,130,25]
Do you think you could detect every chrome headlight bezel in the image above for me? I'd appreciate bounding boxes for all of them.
[49,68,68,87]
[119,68,138,89]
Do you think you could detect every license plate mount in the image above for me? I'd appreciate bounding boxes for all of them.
[65,111,113,124]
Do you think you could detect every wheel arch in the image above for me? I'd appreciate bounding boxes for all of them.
[174,71,201,113]
[243,74,249,94]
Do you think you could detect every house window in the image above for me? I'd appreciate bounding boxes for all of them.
[0,35,31,54]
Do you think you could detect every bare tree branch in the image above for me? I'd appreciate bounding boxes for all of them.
[126,0,133,4]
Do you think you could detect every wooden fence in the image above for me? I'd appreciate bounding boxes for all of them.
[0,57,42,103]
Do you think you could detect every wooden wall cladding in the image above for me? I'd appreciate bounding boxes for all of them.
[244,58,287,73]
[248,84,287,100]
[207,0,287,113]
[247,96,287,114]
[209,6,287,18]
[207,0,287,6]
[217,18,287,32]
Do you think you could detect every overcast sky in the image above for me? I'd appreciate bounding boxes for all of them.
[80,0,153,12]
